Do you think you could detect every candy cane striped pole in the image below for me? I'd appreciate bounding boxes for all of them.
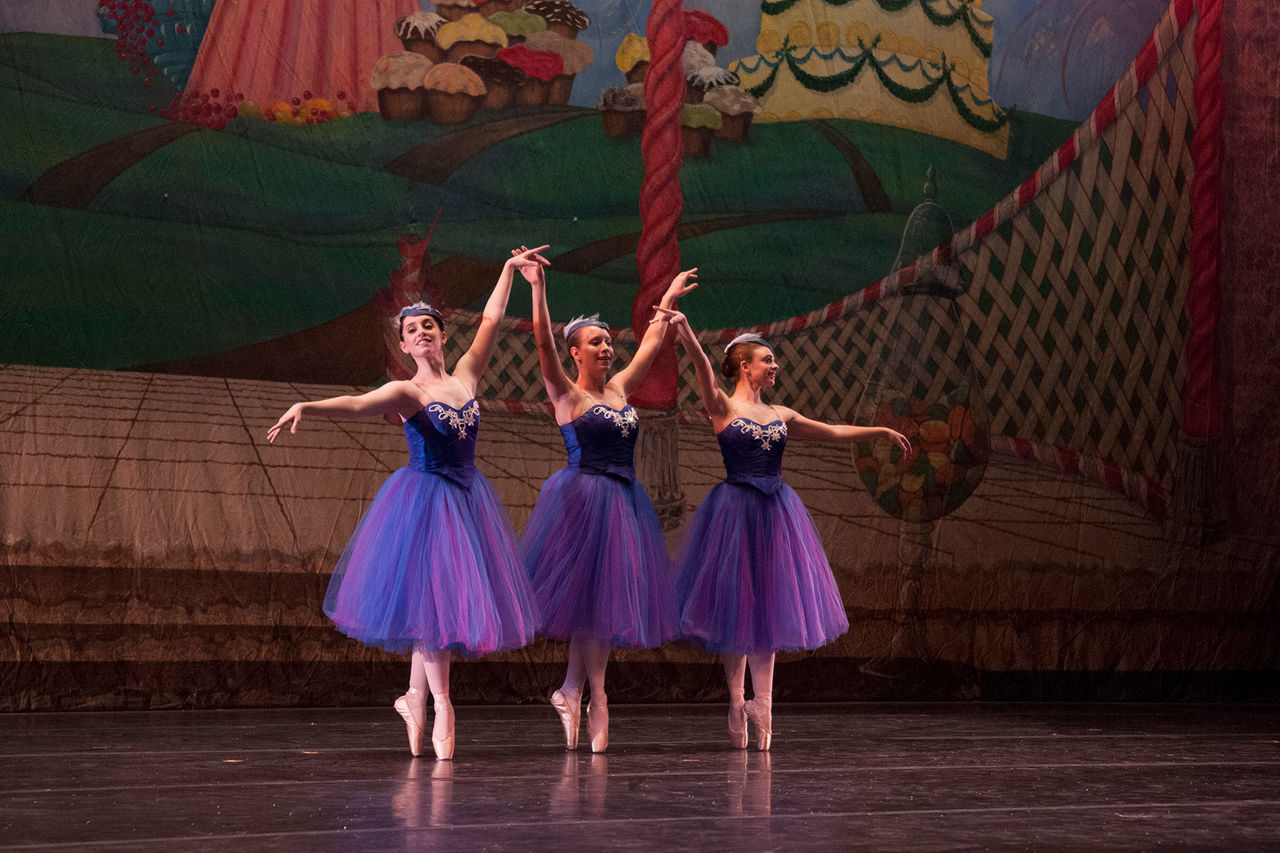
[631,0,685,408]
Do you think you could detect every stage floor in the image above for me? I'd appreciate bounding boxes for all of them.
[5,703,1280,850]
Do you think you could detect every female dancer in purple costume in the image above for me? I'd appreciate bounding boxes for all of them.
[659,309,911,750]
[267,245,550,761]
[516,252,698,752]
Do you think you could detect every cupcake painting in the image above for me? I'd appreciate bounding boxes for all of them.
[683,10,729,57]
[436,13,508,63]
[498,43,563,105]
[433,0,479,22]
[615,33,649,85]
[686,64,738,104]
[681,102,721,158]
[682,41,738,103]
[371,51,434,121]
[704,85,761,141]
[598,85,645,138]
[522,31,593,105]
[460,55,525,109]
[488,10,547,45]
[396,10,446,62]
[522,0,589,40]
[423,62,487,123]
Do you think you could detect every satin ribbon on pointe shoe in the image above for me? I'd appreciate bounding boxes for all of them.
[550,689,582,750]
[432,697,455,761]
[728,701,748,749]
[394,689,426,757]
[744,698,772,751]
[587,700,608,753]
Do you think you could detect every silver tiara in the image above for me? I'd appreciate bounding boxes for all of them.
[563,313,610,340]
[398,301,445,323]
[725,332,771,350]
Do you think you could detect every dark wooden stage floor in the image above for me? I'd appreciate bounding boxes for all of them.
[4,703,1279,850]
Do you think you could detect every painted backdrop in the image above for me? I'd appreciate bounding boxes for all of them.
[2,0,1275,710]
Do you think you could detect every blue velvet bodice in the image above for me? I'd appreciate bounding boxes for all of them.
[560,404,639,482]
[717,417,787,495]
[404,400,480,488]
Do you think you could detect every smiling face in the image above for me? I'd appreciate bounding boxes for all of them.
[721,342,777,387]
[738,345,778,388]
[399,314,447,358]
[568,326,614,379]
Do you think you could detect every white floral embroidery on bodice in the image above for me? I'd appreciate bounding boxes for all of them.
[428,400,479,438]
[730,417,787,450]
[592,405,638,437]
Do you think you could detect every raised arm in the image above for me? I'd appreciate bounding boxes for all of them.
[614,268,699,397]
[521,247,575,406]
[658,306,732,422]
[267,380,419,443]
[778,407,912,451]
[452,244,550,391]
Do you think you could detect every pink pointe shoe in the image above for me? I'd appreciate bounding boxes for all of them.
[728,701,748,749]
[587,700,609,753]
[432,697,455,761]
[550,688,582,750]
[393,689,426,757]
[744,698,772,752]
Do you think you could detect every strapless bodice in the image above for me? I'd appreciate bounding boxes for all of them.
[404,399,480,487]
[716,417,787,495]
[560,404,639,481]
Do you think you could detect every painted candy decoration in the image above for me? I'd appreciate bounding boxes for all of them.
[854,385,990,523]
[97,0,216,91]
[853,167,991,524]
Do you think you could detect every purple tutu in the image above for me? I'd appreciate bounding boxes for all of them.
[675,482,849,654]
[323,403,539,656]
[675,416,849,654]
[520,405,678,648]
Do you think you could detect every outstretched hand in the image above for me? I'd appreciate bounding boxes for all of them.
[661,268,698,306]
[650,305,697,347]
[880,427,913,456]
[509,244,551,285]
[650,305,689,329]
[267,404,303,444]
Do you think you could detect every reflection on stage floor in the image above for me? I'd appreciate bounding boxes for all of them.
[4,703,1279,850]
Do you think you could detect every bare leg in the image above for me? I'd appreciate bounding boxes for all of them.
[745,652,775,751]
[580,635,611,705]
[579,634,611,753]
[550,635,589,750]
[561,636,589,695]
[409,649,430,696]
[550,635,588,747]
[421,649,454,760]
[723,654,748,748]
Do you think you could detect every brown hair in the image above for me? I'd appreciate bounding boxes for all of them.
[566,323,614,354]
[721,342,767,382]
[397,313,445,339]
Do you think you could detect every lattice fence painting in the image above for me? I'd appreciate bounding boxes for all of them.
[430,1,1204,520]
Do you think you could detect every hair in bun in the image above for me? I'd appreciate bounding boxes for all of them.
[720,333,771,381]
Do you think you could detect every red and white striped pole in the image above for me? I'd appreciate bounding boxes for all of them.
[632,0,685,409]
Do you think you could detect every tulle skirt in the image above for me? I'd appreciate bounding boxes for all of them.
[323,467,539,656]
[675,482,849,654]
[521,469,678,648]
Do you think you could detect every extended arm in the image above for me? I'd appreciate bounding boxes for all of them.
[614,269,699,397]
[780,407,912,451]
[659,307,731,422]
[525,253,575,405]
[267,381,418,443]
[452,244,550,392]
